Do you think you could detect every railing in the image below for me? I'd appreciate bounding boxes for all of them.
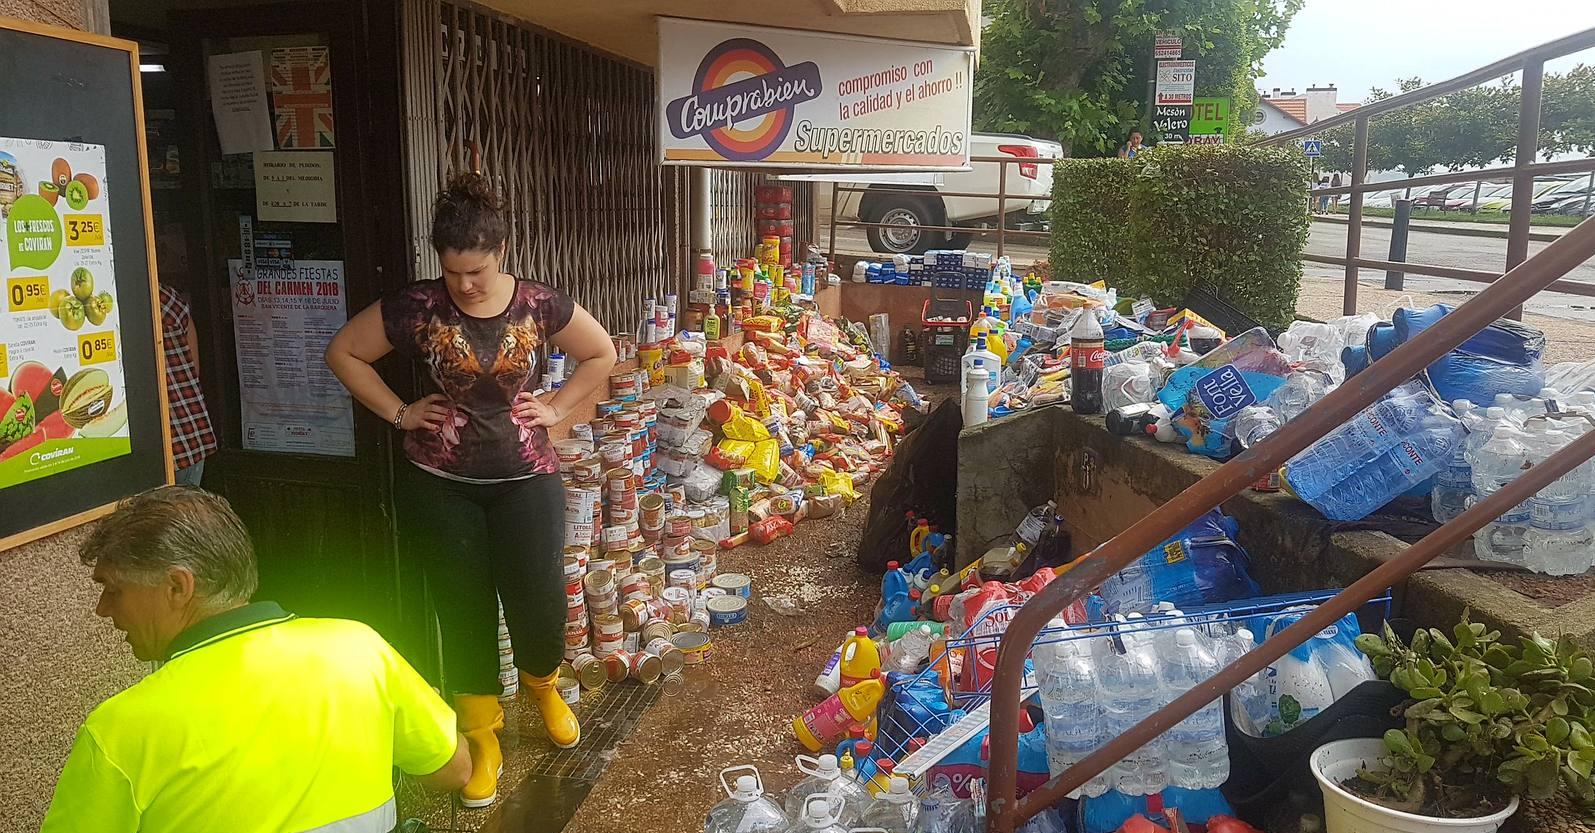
[1260,27,1595,319]
[823,155,1057,263]
[984,33,1595,832]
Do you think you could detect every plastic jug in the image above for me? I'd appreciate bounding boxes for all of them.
[861,775,921,832]
[960,342,1001,398]
[784,754,871,826]
[841,626,882,687]
[705,766,789,833]
[835,724,870,762]
[794,671,887,752]
[961,360,991,426]
[874,566,914,634]
[814,640,845,698]
[781,794,849,833]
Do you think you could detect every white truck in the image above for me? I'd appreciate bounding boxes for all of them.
[801,132,1063,255]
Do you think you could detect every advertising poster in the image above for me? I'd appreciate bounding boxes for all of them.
[1155,60,1196,106]
[228,257,354,456]
[657,17,975,171]
[0,138,130,489]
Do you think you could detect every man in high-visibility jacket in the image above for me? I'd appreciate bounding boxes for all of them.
[41,487,471,832]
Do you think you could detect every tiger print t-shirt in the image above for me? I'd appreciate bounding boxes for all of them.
[382,278,574,482]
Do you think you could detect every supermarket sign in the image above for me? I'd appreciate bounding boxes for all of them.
[657,17,975,171]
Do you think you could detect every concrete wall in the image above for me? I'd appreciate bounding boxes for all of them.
[955,406,1585,651]
[0,6,151,829]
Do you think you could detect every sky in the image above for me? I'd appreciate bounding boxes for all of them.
[1258,0,1595,103]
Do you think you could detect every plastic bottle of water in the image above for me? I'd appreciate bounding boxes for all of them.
[1037,639,1109,798]
[888,625,935,674]
[705,770,789,833]
[1231,405,1281,449]
[1468,420,1533,564]
[860,776,920,833]
[1159,628,1230,789]
[1289,403,1462,522]
[1432,400,1480,523]
[785,755,871,827]
[1093,624,1168,795]
[1522,427,1595,575]
[1214,628,1271,736]
[1285,391,1428,494]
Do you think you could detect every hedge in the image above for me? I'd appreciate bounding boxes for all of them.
[1048,157,1134,284]
[1050,144,1311,332]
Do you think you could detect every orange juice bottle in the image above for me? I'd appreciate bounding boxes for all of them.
[838,626,881,688]
[793,671,885,752]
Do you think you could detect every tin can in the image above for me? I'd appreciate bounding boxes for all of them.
[592,613,624,638]
[662,549,699,574]
[675,621,706,635]
[667,568,697,593]
[565,522,595,548]
[556,676,581,704]
[638,493,667,528]
[619,597,651,631]
[661,586,692,623]
[572,456,604,482]
[596,399,625,417]
[690,609,712,631]
[609,371,640,400]
[594,632,624,658]
[606,469,637,508]
[555,439,591,468]
[665,513,693,539]
[644,638,687,677]
[583,569,615,598]
[565,602,586,626]
[707,595,748,627]
[572,422,594,443]
[641,620,675,645]
[572,653,606,689]
[627,541,650,568]
[670,632,712,666]
[602,525,630,552]
[564,577,585,599]
[712,573,752,598]
[690,538,718,559]
[623,631,641,653]
[589,558,618,576]
[629,650,663,684]
[602,650,632,682]
[565,487,600,524]
[562,555,585,581]
[620,572,652,599]
[564,621,590,649]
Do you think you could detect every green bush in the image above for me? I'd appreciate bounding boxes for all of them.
[1050,144,1311,332]
[1049,158,1134,284]
[1126,143,1311,331]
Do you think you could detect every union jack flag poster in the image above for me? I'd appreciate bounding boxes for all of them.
[270,46,335,149]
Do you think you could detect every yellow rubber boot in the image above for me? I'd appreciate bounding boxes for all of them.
[454,695,504,808]
[521,670,581,749]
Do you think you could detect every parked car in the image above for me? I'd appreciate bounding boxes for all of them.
[1491,176,1583,212]
[1443,182,1512,212]
[1414,183,1477,209]
[818,132,1063,254]
[1545,191,1595,217]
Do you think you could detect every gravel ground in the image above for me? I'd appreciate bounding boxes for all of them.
[564,370,956,833]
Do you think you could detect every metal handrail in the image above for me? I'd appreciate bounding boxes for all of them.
[984,216,1595,831]
[1261,27,1595,317]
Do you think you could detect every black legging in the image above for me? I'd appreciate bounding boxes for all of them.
[395,462,566,695]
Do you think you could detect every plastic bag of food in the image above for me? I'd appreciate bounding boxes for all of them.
[682,460,725,503]
[1157,328,1294,459]
[1103,361,1158,411]
[747,438,782,483]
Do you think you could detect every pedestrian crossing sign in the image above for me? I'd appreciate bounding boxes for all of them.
[1303,139,1324,157]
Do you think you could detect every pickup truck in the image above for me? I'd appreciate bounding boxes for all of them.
[803,132,1063,255]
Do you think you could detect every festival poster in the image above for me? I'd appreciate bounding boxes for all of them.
[227,257,354,456]
[0,138,131,489]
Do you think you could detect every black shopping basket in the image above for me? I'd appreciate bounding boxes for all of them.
[921,294,972,385]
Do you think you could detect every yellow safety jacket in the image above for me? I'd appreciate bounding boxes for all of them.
[42,601,456,833]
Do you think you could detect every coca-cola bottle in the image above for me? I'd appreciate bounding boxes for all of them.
[1070,311,1106,414]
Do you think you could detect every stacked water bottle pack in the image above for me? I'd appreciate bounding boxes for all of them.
[1435,388,1595,574]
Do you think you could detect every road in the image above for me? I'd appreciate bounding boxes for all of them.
[826,221,1595,324]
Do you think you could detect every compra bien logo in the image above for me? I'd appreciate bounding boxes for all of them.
[666,38,821,161]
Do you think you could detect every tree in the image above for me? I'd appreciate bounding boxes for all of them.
[973,0,1303,156]
[1292,66,1595,176]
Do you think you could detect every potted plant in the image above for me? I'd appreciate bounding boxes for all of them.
[1309,615,1595,833]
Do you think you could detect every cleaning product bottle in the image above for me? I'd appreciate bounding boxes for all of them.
[835,724,870,762]
[785,754,871,827]
[873,564,914,634]
[961,360,991,427]
[813,640,845,698]
[866,757,899,796]
[908,518,932,555]
[705,767,789,833]
[793,671,887,752]
[960,335,1001,398]
[840,627,883,687]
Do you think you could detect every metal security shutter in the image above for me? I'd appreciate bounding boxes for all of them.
[401,0,687,332]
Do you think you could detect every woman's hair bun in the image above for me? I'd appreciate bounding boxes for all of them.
[432,171,509,253]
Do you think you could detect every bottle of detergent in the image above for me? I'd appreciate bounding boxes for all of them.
[960,336,1001,398]
[839,627,883,687]
[908,518,932,554]
[873,564,915,633]
[813,639,846,698]
[835,724,870,762]
[961,360,991,427]
[784,754,871,826]
[793,671,886,752]
[705,767,789,833]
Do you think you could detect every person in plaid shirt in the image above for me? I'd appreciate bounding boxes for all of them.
[160,284,217,485]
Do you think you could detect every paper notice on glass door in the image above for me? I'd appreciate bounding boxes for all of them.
[208,51,275,155]
[228,258,354,456]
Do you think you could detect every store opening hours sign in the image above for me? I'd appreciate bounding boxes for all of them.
[657,17,975,170]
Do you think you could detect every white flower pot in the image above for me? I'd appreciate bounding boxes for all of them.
[1310,738,1519,833]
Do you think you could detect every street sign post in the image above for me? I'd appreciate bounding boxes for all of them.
[1152,104,1192,144]
[1154,35,1182,60]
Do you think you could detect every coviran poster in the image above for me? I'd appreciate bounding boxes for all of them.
[0,138,130,489]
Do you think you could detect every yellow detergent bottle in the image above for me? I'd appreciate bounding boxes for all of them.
[908,519,931,555]
[792,671,886,752]
[838,626,881,687]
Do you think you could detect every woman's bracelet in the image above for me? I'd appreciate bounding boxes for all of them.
[393,402,410,429]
